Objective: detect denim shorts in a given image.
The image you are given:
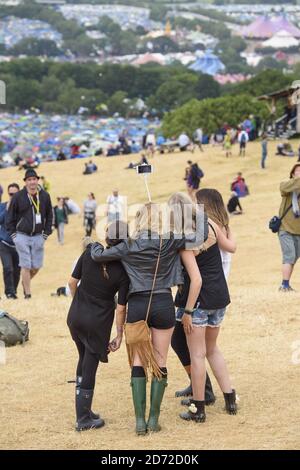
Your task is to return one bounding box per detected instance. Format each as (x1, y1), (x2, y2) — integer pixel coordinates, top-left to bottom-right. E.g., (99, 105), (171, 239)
(176, 306), (226, 328)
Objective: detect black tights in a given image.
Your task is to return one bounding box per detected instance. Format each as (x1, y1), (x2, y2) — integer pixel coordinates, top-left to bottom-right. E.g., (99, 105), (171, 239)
(131, 366), (168, 379)
(73, 335), (100, 390)
(171, 321), (191, 368)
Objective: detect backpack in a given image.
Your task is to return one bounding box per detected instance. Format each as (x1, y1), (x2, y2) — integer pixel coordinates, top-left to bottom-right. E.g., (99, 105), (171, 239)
(191, 165), (204, 180)
(240, 133), (247, 144)
(0, 311), (29, 347)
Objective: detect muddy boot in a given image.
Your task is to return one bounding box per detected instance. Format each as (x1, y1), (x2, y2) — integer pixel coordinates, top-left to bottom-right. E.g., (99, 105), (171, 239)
(131, 377), (147, 436)
(175, 380), (192, 398)
(205, 373), (216, 406)
(180, 400), (206, 423)
(76, 376), (99, 420)
(147, 377), (167, 432)
(75, 388), (105, 432)
(223, 389), (237, 415)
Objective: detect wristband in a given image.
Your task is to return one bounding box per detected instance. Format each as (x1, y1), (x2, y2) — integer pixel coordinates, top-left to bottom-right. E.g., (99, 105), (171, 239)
(184, 308), (194, 315)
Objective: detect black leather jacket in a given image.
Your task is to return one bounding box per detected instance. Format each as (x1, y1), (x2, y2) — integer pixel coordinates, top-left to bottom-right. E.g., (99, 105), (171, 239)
(91, 226), (208, 295)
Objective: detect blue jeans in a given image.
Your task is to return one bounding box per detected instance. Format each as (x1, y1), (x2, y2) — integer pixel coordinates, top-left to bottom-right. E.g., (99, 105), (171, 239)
(261, 152), (267, 169)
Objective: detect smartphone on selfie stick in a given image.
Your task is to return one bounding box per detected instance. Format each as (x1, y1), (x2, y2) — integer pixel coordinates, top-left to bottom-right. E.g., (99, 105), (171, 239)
(136, 164), (153, 202)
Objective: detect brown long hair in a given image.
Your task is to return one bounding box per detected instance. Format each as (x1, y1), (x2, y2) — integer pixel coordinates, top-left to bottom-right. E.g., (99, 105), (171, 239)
(290, 163), (300, 179)
(196, 189), (229, 230)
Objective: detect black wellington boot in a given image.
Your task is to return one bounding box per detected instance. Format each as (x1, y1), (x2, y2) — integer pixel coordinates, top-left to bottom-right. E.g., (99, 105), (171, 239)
(75, 388), (105, 432)
(175, 380), (192, 398)
(180, 373), (216, 406)
(204, 373), (216, 406)
(76, 376), (99, 420)
(180, 400), (206, 423)
(223, 389), (237, 415)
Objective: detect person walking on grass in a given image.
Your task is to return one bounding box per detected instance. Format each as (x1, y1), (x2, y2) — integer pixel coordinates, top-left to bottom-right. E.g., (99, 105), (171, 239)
(238, 129), (249, 157)
(83, 193), (97, 237)
(0, 183), (21, 299)
(6, 169), (52, 299)
(261, 134), (268, 169)
(278, 163), (300, 292)
(53, 197), (68, 245)
(224, 131), (232, 158)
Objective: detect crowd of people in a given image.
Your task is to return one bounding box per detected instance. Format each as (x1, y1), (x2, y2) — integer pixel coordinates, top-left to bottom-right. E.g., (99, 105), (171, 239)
(1, 131), (300, 437)
(67, 194), (237, 433)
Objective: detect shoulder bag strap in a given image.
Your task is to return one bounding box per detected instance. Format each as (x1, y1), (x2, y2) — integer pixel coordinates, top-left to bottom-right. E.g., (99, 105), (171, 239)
(145, 236), (163, 323)
(280, 193), (300, 221)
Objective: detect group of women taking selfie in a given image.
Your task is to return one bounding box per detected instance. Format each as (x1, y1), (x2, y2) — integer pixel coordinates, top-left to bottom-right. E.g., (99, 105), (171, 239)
(67, 188), (237, 434)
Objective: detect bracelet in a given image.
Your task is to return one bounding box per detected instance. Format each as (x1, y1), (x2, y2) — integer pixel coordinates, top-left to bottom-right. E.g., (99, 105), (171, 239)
(184, 308), (194, 315)
(117, 326), (124, 334)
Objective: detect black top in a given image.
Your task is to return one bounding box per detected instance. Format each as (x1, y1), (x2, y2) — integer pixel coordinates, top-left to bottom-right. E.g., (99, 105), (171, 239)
(71, 247), (129, 304)
(175, 239), (230, 311)
(67, 246), (129, 361)
(227, 196), (242, 214)
(6, 187), (53, 237)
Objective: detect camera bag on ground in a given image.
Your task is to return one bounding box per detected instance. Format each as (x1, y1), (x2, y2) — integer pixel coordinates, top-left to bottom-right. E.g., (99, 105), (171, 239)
(0, 310), (29, 347)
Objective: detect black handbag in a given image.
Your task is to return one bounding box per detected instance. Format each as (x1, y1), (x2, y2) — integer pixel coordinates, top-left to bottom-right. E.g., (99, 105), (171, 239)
(269, 194), (300, 233)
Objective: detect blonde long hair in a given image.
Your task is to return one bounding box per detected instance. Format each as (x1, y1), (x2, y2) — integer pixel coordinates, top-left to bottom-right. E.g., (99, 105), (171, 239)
(132, 202), (163, 239)
(168, 192), (197, 236)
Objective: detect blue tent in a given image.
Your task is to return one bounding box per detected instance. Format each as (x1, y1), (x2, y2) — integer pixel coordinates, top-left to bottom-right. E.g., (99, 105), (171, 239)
(188, 51), (225, 75)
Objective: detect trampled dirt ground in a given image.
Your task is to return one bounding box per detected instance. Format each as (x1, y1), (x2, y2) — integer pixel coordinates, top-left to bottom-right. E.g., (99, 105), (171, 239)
(0, 141), (299, 450)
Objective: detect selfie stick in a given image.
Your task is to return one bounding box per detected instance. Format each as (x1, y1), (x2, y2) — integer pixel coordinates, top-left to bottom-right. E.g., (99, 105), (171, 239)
(144, 174), (152, 202)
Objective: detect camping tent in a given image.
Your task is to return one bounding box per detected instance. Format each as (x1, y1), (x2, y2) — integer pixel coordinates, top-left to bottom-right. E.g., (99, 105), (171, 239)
(188, 51), (225, 75)
(262, 29), (299, 48)
(241, 14), (300, 39)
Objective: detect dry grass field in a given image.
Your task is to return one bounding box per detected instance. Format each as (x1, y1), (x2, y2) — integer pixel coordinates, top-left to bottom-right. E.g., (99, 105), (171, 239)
(0, 141), (300, 450)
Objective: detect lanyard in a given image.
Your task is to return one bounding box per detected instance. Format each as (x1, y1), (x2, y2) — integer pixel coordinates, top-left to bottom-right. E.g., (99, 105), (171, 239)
(29, 192), (40, 214)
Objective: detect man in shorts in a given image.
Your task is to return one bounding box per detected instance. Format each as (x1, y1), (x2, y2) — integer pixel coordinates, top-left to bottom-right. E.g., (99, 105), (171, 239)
(6, 169), (53, 299)
(278, 163), (300, 291)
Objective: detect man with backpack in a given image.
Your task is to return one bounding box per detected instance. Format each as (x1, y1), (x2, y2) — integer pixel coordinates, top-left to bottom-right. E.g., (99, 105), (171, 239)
(238, 129), (249, 157)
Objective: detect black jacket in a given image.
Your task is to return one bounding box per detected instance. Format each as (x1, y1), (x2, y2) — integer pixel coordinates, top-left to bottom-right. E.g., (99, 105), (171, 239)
(6, 187), (53, 238)
(91, 223), (208, 296)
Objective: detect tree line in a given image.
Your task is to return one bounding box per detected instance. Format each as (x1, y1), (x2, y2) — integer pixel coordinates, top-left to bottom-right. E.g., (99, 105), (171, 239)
(0, 59), (294, 122)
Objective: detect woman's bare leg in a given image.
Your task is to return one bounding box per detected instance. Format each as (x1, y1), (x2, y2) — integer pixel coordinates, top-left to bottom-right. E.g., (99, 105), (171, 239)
(151, 327), (174, 368)
(186, 327), (206, 401)
(205, 327), (232, 393)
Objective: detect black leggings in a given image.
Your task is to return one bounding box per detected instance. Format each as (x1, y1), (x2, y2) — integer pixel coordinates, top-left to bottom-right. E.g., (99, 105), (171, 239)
(171, 321), (191, 368)
(73, 334), (100, 390)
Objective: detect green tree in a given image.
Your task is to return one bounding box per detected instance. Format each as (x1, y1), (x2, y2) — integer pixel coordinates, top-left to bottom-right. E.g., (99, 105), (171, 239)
(107, 91), (129, 116)
(9, 39), (62, 57)
(256, 57), (288, 72)
(7, 78), (42, 110)
(194, 74), (221, 100)
(162, 94), (269, 137)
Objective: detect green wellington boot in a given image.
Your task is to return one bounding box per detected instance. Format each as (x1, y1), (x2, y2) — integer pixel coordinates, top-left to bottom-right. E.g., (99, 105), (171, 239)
(131, 377), (147, 435)
(147, 377), (168, 432)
